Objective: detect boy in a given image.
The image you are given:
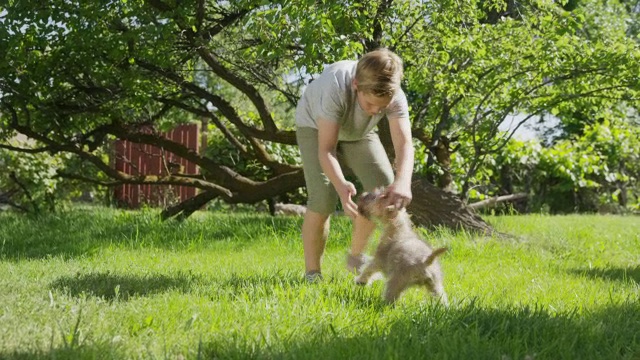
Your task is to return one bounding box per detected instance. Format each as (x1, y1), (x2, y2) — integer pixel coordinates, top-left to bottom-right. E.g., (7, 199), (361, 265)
(295, 48), (414, 282)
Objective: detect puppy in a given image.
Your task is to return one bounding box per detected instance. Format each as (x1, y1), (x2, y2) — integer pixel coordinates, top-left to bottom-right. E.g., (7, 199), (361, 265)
(355, 188), (448, 305)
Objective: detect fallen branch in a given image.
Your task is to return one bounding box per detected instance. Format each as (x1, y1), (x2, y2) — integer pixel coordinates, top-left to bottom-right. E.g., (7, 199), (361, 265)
(274, 203), (306, 216)
(160, 190), (219, 221)
(468, 193), (528, 210)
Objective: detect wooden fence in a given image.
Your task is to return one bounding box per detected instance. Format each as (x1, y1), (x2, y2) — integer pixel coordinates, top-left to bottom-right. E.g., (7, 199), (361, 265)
(113, 124), (201, 208)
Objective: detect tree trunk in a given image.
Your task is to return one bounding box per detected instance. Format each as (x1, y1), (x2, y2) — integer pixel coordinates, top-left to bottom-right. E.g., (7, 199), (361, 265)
(376, 118), (395, 162)
(433, 136), (454, 191)
(378, 118), (494, 234)
(408, 178), (495, 235)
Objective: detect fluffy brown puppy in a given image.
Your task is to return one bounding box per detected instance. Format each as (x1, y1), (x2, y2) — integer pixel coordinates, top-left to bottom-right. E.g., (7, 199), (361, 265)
(355, 188), (448, 305)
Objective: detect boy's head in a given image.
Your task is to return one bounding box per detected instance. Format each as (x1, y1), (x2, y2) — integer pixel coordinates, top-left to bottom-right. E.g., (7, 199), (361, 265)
(352, 48), (403, 116)
(354, 48), (403, 98)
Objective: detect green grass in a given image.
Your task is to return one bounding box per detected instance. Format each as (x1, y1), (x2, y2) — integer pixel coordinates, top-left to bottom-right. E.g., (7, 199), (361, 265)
(0, 208), (638, 360)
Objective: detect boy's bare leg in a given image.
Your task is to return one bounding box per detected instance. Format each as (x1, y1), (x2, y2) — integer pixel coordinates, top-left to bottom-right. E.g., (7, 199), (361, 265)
(302, 209), (330, 273)
(350, 214), (376, 256)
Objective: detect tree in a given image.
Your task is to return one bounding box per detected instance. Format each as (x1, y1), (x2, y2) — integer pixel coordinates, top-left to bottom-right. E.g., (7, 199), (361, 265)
(1, 0), (639, 231)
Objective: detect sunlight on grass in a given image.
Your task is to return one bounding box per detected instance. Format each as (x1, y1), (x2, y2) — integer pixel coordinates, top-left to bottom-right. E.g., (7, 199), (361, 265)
(0, 209), (638, 359)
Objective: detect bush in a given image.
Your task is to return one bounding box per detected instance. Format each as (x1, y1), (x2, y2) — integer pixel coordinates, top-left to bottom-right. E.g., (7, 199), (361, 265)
(0, 147), (68, 212)
(0, 143), (108, 213)
(444, 121), (640, 214)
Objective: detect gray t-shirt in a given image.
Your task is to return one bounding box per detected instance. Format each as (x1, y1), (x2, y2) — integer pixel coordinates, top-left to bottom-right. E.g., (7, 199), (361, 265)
(295, 60), (409, 141)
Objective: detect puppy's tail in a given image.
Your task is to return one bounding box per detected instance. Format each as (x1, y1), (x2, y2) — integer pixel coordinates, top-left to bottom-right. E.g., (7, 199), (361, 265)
(424, 247), (447, 266)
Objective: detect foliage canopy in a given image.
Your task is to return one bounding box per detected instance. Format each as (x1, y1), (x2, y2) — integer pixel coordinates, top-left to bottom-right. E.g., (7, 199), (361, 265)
(1, 0), (639, 214)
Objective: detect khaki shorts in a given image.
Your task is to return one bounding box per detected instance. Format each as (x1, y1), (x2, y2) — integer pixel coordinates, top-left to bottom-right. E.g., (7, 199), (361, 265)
(296, 127), (394, 215)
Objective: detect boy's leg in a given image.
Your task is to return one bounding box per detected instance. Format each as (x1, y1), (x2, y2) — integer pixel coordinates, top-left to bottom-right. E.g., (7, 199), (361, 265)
(297, 127), (339, 276)
(302, 209), (330, 273)
(349, 215), (376, 258)
(340, 132), (394, 271)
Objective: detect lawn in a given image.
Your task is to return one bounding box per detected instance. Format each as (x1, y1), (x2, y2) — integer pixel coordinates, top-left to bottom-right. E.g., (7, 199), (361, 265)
(0, 208), (638, 359)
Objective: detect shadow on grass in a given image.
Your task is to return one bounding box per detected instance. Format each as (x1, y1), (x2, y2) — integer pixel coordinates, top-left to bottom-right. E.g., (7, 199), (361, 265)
(48, 269), (391, 314)
(568, 266), (640, 284)
(198, 301), (640, 360)
(50, 271), (203, 301)
(0, 209), (303, 260)
(49, 270), (310, 302)
(0, 342), (125, 360)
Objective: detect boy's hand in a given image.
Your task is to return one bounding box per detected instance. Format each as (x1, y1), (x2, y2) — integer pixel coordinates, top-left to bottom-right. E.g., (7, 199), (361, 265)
(384, 181), (412, 210)
(337, 181), (358, 219)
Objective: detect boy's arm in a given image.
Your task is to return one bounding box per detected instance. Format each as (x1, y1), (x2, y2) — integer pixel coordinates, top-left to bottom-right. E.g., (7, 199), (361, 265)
(386, 115), (414, 209)
(317, 117), (358, 218)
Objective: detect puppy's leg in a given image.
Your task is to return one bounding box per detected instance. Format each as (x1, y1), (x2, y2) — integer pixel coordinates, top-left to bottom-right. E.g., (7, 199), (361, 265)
(355, 260), (380, 285)
(383, 274), (410, 304)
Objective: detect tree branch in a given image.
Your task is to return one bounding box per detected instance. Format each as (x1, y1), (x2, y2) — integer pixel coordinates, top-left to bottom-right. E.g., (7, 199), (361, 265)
(160, 190), (218, 221)
(0, 143), (54, 154)
(9, 172), (39, 213)
(57, 172), (122, 187)
(195, 47), (278, 133)
(155, 97), (299, 175)
(364, 0), (393, 51)
(156, 97), (249, 155)
(136, 60), (296, 144)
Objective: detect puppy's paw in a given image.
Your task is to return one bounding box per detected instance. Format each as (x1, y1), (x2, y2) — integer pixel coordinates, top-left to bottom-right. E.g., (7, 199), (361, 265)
(354, 276), (367, 286)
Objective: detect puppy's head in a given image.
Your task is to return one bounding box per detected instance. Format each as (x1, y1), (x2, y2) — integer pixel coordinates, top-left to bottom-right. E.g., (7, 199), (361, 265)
(357, 187), (399, 221)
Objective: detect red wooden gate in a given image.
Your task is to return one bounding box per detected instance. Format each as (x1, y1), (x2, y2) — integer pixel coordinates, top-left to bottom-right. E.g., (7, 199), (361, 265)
(113, 124), (201, 208)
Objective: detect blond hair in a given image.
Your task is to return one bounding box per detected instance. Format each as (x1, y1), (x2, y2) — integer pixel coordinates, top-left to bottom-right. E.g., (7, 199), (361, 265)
(355, 48), (404, 98)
